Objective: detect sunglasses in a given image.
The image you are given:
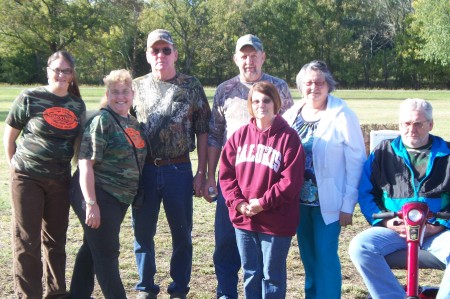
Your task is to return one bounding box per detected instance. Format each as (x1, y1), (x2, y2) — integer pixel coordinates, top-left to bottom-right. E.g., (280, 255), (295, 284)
(149, 47), (172, 56)
(252, 98), (272, 105)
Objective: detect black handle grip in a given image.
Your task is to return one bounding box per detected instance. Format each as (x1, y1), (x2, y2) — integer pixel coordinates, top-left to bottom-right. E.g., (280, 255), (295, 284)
(435, 212), (450, 220)
(372, 212), (396, 219)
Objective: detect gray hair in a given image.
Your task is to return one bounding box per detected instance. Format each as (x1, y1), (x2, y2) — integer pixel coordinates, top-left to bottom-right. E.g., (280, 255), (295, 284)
(399, 98), (433, 121)
(296, 60), (337, 93)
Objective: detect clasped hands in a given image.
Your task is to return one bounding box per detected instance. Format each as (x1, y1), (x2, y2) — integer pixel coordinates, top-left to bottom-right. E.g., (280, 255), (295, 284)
(237, 198), (264, 217)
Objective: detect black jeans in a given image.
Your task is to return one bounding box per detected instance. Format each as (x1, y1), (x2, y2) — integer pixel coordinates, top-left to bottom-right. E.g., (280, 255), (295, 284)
(70, 174), (129, 299)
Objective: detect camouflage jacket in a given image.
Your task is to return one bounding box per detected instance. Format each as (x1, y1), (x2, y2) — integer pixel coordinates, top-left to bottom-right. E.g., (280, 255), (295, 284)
(6, 86), (86, 179)
(78, 108), (147, 204)
(132, 72), (211, 159)
(208, 74), (293, 148)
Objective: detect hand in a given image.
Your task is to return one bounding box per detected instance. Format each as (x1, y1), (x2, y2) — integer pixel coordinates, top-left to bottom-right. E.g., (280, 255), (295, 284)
(383, 217), (406, 238)
(236, 202), (248, 215)
(203, 176), (217, 203)
(85, 202), (101, 229)
(339, 212), (353, 227)
(193, 171), (206, 197)
(424, 223), (445, 238)
(245, 198), (263, 217)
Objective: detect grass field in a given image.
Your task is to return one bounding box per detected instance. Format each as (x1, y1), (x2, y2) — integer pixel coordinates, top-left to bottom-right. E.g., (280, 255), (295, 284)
(0, 86), (449, 298)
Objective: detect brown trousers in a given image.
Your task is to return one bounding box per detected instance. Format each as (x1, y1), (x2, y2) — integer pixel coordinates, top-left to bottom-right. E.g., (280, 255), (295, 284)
(10, 168), (70, 299)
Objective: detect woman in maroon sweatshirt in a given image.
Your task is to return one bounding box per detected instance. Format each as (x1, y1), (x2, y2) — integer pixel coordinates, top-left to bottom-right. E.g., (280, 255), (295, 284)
(219, 81), (305, 298)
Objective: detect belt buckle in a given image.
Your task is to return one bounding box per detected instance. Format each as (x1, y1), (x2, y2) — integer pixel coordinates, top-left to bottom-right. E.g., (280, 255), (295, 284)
(154, 158), (162, 167)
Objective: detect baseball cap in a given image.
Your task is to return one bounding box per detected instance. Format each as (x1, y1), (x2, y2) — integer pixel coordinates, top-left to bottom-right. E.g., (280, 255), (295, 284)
(235, 34), (264, 52)
(147, 29), (174, 47)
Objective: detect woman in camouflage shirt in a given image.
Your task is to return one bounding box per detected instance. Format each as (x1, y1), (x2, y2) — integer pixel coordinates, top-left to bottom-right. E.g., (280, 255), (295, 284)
(70, 69), (147, 299)
(3, 51), (86, 299)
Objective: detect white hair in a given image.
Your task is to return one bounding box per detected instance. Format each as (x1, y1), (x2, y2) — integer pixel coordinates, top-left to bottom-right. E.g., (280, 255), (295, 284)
(399, 98), (433, 121)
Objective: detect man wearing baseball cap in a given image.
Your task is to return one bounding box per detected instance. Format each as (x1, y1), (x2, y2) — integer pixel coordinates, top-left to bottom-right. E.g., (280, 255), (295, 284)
(204, 34), (293, 298)
(132, 29), (211, 299)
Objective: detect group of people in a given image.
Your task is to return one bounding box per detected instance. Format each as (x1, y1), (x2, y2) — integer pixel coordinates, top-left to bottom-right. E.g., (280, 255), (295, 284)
(3, 28), (449, 299)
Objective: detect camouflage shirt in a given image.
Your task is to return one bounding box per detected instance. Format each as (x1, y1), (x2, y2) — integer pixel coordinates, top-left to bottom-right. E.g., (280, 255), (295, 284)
(132, 72), (211, 159)
(78, 108), (147, 204)
(6, 86), (86, 179)
(208, 74), (293, 148)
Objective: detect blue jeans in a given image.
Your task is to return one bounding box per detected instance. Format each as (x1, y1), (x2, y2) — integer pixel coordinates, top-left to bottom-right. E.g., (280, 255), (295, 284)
(213, 185), (240, 299)
(132, 162), (193, 295)
(349, 226), (450, 299)
(235, 228), (292, 299)
(297, 205), (342, 299)
(70, 177), (129, 299)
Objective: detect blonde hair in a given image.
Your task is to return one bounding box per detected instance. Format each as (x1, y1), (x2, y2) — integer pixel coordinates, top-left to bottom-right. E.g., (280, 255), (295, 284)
(103, 69), (133, 89)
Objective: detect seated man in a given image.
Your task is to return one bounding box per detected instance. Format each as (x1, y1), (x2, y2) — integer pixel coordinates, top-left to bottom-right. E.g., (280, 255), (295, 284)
(349, 98), (450, 299)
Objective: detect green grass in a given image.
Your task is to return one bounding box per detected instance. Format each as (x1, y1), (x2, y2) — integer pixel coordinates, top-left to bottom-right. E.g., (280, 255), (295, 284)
(0, 86), (449, 298)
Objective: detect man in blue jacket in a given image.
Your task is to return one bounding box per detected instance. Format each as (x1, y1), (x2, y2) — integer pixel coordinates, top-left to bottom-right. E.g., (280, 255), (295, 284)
(349, 98), (450, 299)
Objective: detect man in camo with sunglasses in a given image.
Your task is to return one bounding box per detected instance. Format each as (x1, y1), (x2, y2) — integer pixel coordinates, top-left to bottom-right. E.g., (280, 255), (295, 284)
(203, 34), (293, 299)
(132, 29), (211, 299)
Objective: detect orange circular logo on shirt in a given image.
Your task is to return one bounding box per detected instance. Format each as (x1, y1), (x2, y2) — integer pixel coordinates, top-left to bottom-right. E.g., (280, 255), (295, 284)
(43, 107), (78, 130)
(125, 128), (146, 149)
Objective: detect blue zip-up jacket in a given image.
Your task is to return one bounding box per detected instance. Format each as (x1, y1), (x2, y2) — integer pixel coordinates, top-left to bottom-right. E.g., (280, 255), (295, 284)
(358, 135), (450, 228)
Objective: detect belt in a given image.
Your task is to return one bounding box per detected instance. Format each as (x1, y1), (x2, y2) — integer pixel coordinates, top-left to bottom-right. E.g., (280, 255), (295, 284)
(146, 155), (190, 167)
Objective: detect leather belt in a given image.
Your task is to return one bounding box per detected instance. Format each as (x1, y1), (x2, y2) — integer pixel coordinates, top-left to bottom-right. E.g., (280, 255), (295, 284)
(146, 155), (190, 167)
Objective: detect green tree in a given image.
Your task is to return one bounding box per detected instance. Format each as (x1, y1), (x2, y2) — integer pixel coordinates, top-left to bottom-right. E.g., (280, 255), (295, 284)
(70, 0), (147, 83)
(138, 0), (209, 75)
(0, 0), (112, 83)
(411, 0), (450, 66)
(0, 0), (147, 84)
(338, 0), (413, 87)
(0, 0), (108, 53)
(243, 0), (306, 85)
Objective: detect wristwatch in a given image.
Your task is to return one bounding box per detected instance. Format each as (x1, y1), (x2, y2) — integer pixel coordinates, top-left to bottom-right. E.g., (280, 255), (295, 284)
(85, 199), (96, 206)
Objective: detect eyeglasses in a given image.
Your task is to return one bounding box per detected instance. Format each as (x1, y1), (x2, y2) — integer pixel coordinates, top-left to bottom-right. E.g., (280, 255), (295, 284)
(400, 120), (429, 129)
(48, 67), (73, 75)
(252, 98), (272, 105)
(149, 47), (172, 56)
(109, 89), (132, 97)
(303, 81), (326, 87)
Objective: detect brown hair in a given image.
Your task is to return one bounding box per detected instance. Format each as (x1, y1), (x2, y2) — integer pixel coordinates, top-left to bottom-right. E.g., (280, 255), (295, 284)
(47, 51), (81, 98)
(247, 81), (281, 117)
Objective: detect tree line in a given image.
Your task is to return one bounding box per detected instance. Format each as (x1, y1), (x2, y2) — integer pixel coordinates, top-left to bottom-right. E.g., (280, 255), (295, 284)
(0, 0), (449, 89)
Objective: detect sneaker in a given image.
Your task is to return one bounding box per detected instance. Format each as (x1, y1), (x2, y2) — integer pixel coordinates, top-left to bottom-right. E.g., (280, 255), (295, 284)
(169, 293), (186, 299)
(136, 291), (157, 299)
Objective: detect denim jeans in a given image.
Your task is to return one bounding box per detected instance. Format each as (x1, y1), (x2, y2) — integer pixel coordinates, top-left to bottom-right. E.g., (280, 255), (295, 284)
(10, 168), (70, 299)
(213, 185), (241, 299)
(133, 162), (193, 296)
(349, 226), (450, 299)
(296, 205), (342, 299)
(70, 176), (129, 299)
(235, 228), (292, 299)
